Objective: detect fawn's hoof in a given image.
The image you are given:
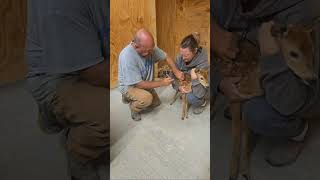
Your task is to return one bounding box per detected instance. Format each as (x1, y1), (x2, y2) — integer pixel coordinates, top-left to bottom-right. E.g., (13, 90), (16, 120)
(131, 110), (141, 121)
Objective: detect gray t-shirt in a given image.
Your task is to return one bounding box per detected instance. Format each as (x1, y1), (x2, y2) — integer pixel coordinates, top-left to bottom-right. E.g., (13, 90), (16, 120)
(26, 0), (107, 76)
(118, 43), (166, 94)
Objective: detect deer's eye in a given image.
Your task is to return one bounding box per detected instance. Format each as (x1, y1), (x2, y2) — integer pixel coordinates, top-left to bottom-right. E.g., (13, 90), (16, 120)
(290, 51), (299, 59)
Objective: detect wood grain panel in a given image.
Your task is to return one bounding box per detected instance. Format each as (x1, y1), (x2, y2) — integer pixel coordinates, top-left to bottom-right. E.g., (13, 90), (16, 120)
(0, 0), (27, 84)
(110, 0), (157, 88)
(110, 0), (209, 88)
(156, 0), (176, 64)
(156, 0), (210, 68)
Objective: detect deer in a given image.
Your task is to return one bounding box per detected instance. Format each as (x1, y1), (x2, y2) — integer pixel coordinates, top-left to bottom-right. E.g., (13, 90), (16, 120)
(221, 20), (318, 180)
(158, 65), (209, 120)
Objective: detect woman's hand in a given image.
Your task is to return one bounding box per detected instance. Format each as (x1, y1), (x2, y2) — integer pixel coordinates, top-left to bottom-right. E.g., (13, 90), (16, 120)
(191, 68), (198, 80)
(258, 21), (280, 57)
(219, 77), (247, 102)
(174, 70), (185, 81)
(179, 85), (192, 93)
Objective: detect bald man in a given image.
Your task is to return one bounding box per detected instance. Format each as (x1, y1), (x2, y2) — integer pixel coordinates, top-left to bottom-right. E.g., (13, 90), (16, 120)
(118, 29), (184, 121)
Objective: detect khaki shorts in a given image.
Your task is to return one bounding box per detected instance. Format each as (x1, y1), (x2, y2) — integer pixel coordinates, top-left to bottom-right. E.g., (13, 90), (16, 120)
(125, 88), (160, 112)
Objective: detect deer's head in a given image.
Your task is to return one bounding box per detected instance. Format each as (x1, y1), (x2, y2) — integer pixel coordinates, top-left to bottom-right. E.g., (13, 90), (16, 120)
(271, 23), (317, 81)
(195, 68), (209, 87)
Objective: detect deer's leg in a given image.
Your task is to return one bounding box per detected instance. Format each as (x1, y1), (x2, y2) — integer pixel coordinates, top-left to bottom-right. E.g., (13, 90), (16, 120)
(185, 98), (189, 119)
(229, 102), (242, 180)
(170, 90), (180, 105)
(240, 114), (251, 180)
(181, 94), (186, 120)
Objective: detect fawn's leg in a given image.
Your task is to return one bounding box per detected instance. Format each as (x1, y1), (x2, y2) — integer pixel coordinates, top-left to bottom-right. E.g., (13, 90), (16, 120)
(230, 102), (242, 180)
(181, 94), (186, 120)
(170, 90), (180, 105)
(185, 98), (189, 119)
(240, 114), (251, 180)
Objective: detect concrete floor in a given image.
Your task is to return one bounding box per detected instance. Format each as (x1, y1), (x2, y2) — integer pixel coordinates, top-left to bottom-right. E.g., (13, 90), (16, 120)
(110, 87), (210, 179)
(0, 81), (107, 180)
(212, 95), (320, 180)
(4, 80), (317, 180)
(0, 81), (70, 180)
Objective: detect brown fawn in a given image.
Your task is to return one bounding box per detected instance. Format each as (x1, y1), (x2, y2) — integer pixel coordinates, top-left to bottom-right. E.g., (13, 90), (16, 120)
(223, 21), (317, 180)
(158, 65), (209, 120)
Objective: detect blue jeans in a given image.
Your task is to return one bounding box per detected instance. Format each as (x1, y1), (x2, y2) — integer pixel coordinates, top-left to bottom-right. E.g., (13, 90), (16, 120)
(187, 93), (205, 107)
(242, 96), (305, 138)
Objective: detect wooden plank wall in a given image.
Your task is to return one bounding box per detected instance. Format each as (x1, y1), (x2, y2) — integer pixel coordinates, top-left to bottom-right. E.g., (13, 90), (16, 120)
(156, 0), (210, 63)
(155, 0), (177, 66)
(0, 0), (27, 85)
(110, 0), (157, 88)
(175, 0), (210, 61)
(110, 0), (210, 88)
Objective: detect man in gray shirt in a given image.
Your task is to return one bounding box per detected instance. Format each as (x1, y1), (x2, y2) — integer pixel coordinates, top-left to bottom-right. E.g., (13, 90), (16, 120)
(25, 0), (108, 179)
(118, 29), (184, 121)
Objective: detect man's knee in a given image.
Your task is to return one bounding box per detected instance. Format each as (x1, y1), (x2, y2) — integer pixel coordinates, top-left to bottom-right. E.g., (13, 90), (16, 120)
(242, 97), (274, 134)
(127, 88), (153, 108)
(187, 93), (204, 107)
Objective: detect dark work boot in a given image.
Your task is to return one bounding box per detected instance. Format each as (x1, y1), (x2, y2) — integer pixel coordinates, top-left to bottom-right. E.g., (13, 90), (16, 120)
(193, 100), (207, 114)
(131, 109), (141, 121)
(122, 94), (130, 104)
(265, 121), (308, 167)
(68, 154), (100, 180)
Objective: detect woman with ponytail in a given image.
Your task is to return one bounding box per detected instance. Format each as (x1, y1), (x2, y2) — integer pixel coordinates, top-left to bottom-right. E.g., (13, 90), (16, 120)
(172, 32), (210, 114)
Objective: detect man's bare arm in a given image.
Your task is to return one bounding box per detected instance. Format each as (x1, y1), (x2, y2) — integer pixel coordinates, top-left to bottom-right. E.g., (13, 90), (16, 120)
(136, 77), (173, 89)
(136, 81), (164, 89)
(165, 56), (179, 73)
(164, 56), (184, 80)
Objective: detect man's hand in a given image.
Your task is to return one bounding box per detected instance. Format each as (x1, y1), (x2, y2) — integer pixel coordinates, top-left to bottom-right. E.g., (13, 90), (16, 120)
(179, 86), (192, 93)
(258, 21), (280, 56)
(213, 20), (240, 61)
(165, 56), (185, 80)
(219, 77), (248, 102)
(190, 68), (197, 80)
(174, 69), (185, 81)
(161, 77), (174, 86)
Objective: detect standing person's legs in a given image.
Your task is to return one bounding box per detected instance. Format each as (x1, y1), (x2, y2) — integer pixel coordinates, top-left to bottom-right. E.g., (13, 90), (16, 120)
(50, 78), (109, 179)
(242, 96), (307, 167)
